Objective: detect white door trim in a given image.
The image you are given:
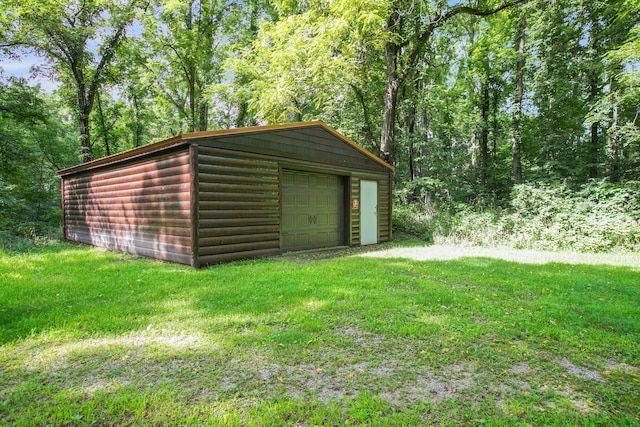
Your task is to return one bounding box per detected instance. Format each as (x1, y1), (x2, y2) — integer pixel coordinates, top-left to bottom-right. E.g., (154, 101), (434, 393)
(360, 180), (378, 245)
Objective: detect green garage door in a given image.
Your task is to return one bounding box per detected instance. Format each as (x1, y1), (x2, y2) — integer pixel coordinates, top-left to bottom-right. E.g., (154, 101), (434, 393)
(281, 170), (344, 251)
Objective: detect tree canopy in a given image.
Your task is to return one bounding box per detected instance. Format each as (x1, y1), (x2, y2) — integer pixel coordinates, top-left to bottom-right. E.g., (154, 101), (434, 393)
(1, 0), (639, 245)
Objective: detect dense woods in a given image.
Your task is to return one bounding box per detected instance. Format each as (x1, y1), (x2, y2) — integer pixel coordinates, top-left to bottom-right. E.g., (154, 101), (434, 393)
(1, 0), (639, 251)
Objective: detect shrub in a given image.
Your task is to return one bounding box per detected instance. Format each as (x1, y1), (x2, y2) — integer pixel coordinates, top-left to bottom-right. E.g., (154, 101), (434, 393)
(0, 180), (62, 252)
(394, 180), (640, 252)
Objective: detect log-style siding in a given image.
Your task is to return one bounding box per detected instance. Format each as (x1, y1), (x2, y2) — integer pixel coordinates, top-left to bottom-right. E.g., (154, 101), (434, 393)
(59, 122), (393, 267)
(62, 149), (192, 264)
(350, 177), (361, 245)
(197, 146), (281, 266)
(202, 127), (389, 174)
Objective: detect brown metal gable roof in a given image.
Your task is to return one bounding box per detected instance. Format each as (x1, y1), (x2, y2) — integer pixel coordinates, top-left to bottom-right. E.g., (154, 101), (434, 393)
(57, 121), (394, 176)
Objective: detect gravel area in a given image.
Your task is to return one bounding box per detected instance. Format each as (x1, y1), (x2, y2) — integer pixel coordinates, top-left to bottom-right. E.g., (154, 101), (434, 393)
(359, 244), (640, 268)
(278, 243), (640, 268)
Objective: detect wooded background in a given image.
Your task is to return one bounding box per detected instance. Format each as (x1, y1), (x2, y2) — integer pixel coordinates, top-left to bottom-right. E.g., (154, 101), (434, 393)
(1, 0), (639, 251)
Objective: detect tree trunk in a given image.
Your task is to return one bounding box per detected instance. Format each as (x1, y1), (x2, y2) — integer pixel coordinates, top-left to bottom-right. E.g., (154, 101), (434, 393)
(407, 98), (417, 181)
(199, 102), (208, 131)
(132, 93), (142, 147)
(78, 83), (93, 163)
(511, 14), (525, 184)
(491, 85), (498, 187)
(381, 71), (400, 165)
(96, 90), (111, 156)
(235, 101), (248, 128)
(351, 84), (379, 154)
(480, 80), (490, 188)
(380, 7), (400, 165)
(189, 69), (196, 133)
(608, 94), (620, 183)
(381, 81), (399, 164)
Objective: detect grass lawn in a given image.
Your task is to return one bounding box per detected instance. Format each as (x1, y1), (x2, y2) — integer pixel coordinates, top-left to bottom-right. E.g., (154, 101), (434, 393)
(1, 241), (639, 426)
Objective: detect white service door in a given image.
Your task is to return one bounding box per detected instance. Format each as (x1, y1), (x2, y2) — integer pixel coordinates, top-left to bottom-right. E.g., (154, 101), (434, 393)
(360, 180), (378, 245)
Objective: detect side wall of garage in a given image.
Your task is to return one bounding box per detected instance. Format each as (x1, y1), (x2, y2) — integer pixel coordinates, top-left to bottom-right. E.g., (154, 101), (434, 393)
(61, 148), (194, 265)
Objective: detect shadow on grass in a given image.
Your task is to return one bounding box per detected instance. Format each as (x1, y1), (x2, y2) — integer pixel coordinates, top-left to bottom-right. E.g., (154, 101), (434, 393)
(2, 243), (639, 424)
(1, 242), (639, 353)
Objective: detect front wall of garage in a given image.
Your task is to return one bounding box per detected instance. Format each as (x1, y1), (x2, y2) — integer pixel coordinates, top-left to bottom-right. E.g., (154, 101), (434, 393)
(194, 142), (391, 266)
(196, 145), (281, 266)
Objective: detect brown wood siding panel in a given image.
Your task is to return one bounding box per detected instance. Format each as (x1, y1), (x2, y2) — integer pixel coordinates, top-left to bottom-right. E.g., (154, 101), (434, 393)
(199, 225), (280, 238)
(63, 149), (193, 264)
(198, 128), (390, 174)
(65, 208), (189, 220)
(64, 191), (190, 205)
(200, 209), (279, 219)
(65, 181), (190, 199)
(65, 173), (191, 195)
(67, 153), (191, 184)
(350, 177), (361, 245)
(65, 214), (190, 228)
(199, 192), (277, 202)
(64, 220), (191, 237)
(64, 200), (190, 212)
(379, 175), (391, 242)
(200, 233), (280, 247)
(189, 144), (200, 268)
(200, 240), (280, 257)
(197, 148), (280, 266)
(68, 229), (192, 265)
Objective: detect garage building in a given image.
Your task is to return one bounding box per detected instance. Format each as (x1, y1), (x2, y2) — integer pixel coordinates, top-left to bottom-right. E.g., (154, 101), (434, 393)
(58, 121), (394, 267)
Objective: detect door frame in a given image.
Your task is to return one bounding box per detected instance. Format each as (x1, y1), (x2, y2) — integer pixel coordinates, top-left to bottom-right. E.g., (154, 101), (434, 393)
(279, 168), (347, 251)
(360, 179), (378, 245)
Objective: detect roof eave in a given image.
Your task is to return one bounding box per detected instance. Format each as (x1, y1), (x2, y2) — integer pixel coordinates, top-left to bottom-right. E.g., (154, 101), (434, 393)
(57, 120), (394, 176)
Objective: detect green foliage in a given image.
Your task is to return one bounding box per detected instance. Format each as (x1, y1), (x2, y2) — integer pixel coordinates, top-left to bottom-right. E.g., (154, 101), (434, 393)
(433, 181), (640, 252)
(0, 78), (76, 250)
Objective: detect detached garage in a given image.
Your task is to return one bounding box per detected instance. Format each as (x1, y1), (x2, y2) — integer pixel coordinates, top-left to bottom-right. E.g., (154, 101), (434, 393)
(58, 121), (394, 267)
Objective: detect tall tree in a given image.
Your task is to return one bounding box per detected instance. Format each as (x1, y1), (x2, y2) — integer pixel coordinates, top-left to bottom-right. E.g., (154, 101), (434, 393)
(511, 13), (526, 185)
(602, 3), (640, 181)
(0, 0), (147, 162)
(379, 0), (528, 165)
(0, 77), (76, 232)
(142, 0), (236, 133)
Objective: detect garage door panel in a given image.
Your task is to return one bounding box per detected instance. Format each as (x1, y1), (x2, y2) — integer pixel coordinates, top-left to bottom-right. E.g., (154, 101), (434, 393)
(281, 170), (344, 251)
(296, 194), (310, 207)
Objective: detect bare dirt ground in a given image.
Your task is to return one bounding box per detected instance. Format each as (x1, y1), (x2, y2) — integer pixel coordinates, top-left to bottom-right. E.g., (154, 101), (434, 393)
(278, 241), (640, 269)
(359, 244), (640, 268)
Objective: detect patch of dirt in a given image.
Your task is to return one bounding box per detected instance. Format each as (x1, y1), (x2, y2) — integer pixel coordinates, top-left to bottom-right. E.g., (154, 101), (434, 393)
(275, 242), (640, 268)
(275, 244), (390, 264)
(559, 358), (605, 382)
(605, 360), (639, 374)
(340, 325), (385, 349)
(508, 362), (534, 375)
(381, 363), (476, 406)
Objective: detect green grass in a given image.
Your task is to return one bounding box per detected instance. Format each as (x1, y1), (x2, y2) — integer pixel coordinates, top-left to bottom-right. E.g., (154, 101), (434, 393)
(1, 242), (639, 426)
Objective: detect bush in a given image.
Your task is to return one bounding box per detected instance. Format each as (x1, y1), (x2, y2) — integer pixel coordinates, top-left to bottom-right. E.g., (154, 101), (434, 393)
(392, 204), (434, 243)
(394, 180), (640, 253)
(0, 180), (62, 252)
(392, 178), (455, 243)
